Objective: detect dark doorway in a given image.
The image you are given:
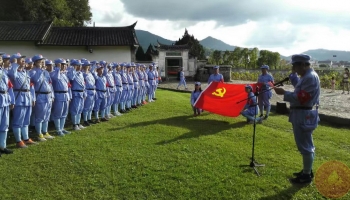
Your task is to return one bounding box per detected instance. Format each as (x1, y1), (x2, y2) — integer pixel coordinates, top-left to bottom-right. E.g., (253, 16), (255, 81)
(166, 58), (182, 81)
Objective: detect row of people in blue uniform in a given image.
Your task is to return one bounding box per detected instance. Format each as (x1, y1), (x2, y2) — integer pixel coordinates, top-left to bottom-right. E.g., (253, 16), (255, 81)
(0, 52), (159, 155)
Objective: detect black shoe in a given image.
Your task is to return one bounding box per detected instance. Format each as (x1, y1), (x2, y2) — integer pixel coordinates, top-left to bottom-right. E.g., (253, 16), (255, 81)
(152, 98), (157, 100)
(289, 173), (312, 184)
(293, 170), (314, 179)
(259, 114), (263, 118)
(264, 115), (268, 120)
(0, 148), (13, 154)
(83, 121), (91, 126)
(88, 120), (96, 124)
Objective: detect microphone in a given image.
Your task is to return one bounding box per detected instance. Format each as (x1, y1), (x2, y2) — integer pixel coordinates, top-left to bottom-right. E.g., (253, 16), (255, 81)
(273, 77), (289, 87)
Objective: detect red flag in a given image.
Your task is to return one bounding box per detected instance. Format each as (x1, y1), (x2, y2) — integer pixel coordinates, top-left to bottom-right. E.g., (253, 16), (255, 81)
(194, 82), (259, 117)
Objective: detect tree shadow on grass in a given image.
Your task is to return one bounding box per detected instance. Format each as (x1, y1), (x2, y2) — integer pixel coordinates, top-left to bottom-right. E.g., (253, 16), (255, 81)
(108, 115), (248, 144)
(258, 184), (310, 200)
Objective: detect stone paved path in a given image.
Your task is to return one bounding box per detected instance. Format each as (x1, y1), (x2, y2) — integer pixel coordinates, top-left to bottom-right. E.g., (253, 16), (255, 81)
(157, 80), (350, 121)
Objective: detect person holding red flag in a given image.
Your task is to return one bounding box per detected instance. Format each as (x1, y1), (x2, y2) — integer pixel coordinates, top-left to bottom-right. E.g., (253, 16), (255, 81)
(257, 65), (274, 120)
(240, 85), (263, 124)
(207, 66), (224, 84)
(274, 54), (320, 184)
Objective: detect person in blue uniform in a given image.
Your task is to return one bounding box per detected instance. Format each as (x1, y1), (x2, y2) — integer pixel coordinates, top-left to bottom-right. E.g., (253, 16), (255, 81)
(142, 64), (149, 104)
(25, 58), (33, 71)
(257, 65), (274, 120)
(1, 54), (11, 74)
(104, 62), (116, 118)
(131, 64), (139, 108)
(126, 63), (134, 110)
(8, 53), (37, 148)
(0, 59), (15, 154)
(274, 54), (320, 184)
(82, 60), (96, 126)
(240, 85), (263, 124)
(176, 67), (187, 90)
(111, 63), (123, 116)
(147, 64), (156, 102)
(51, 58), (72, 136)
(119, 63), (129, 113)
(190, 82), (203, 116)
(67, 59), (86, 131)
(207, 66), (224, 84)
(153, 65), (159, 100)
(93, 63), (108, 122)
(30, 55), (55, 142)
(136, 64), (145, 106)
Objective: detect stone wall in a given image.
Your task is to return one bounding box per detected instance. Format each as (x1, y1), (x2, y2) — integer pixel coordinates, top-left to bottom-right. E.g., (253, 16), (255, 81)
(194, 64), (232, 82)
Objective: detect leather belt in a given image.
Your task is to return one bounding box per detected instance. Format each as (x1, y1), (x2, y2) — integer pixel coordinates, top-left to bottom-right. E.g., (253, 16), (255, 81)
(116, 85), (121, 87)
(122, 83), (127, 84)
(0, 91), (7, 94)
(290, 106), (313, 110)
(55, 91), (68, 93)
(86, 88), (95, 90)
(108, 86), (114, 88)
(36, 91), (51, 94)
(72, 90), (84, 92)
(14, 89), (29, 92)
(129, 84), (133, 85)
(96, 89), (106, 92)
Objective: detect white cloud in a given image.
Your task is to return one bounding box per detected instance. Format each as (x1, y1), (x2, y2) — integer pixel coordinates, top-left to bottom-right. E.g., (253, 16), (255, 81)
(89, 0), (350, 56)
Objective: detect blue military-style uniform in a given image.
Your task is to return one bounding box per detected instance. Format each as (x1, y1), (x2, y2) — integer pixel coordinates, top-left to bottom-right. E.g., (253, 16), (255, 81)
(82, 61), (96, 125)
(8, 53), (36, 146)
(136, 64), (145, 105)
(147, 64), (156, 102)
(126, 63), (134, 109)
(0, 63), (15, 153)
(119, 63), (129, 112)
(67, 59), (86, 129)
(51, 58), (72, 136)
(240, 85), (262, 123)
(93, 64), (108, 121)
(190, 82), (202, 115)
(282, 54), (320, 183)
(132, 66), (140, 107)
(103, 62), (115, 117)
(208, 66), (224, 84)
(30, 55), (55, 140)
(112, 63), (123, 116)
(177, 68), (187, 89)
(143, 65), (150, 103)
(257, 65), (274, 119)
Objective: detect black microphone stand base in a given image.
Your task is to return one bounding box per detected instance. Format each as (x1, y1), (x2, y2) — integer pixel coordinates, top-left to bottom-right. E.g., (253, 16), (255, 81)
(249, 160), (265, 176)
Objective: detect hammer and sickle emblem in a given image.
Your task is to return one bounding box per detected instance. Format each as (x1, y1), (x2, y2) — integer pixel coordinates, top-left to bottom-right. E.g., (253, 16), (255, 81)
(212, 87), (226, 97)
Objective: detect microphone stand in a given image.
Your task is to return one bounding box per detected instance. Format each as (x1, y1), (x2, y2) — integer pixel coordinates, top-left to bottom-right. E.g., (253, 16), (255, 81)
(236, 78), (289, 176)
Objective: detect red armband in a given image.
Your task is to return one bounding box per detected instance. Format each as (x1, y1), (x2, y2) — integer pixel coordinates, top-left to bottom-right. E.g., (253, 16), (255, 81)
(30, 82), (34, 87)
(8, 80), (13, 88)
(297, 90), (311, 105)
(67, 82), (72, 88)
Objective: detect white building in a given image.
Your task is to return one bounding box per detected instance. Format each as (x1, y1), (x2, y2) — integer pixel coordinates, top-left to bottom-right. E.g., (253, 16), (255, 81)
(0, 21), (139, 62)
(148, 41), (197, 80)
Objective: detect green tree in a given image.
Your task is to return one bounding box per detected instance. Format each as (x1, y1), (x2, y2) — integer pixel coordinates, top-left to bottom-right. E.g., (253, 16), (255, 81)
(241, 48), (250, 69)
(229, 47), (242, 68)
(0, 0), (92, 27)
(211, 50), (222, 65)
(136, 46), (146, 61)
(222, 50), (231, 64)
(175, 29), (206, 60)
(248, 48), (259, 69)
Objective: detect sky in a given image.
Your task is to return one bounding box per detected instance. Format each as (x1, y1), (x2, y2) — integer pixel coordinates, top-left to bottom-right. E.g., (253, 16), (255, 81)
(89, 0), (350, 56)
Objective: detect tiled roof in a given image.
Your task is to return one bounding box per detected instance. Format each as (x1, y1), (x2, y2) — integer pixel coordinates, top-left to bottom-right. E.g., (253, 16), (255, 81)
(0, 21), (52, 41)
(39, 22), (139, 46)
(155, 41), (190, 50)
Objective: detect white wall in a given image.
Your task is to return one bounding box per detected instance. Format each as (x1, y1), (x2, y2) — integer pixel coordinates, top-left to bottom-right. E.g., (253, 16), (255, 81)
(0, 41), (132, 62)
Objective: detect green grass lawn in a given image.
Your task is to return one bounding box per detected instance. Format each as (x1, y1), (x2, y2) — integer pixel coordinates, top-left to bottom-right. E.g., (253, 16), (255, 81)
(0, 89), (349, 200)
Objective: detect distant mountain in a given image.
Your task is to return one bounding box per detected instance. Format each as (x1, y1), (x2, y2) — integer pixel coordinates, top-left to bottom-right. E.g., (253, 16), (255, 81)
(135, 30), (350, 61)
(199, 36), (236, 51)
(298, 49), (350, 61)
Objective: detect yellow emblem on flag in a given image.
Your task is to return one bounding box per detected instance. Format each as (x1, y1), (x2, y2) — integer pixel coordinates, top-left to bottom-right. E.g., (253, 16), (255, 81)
(212, 87), (226, 97)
